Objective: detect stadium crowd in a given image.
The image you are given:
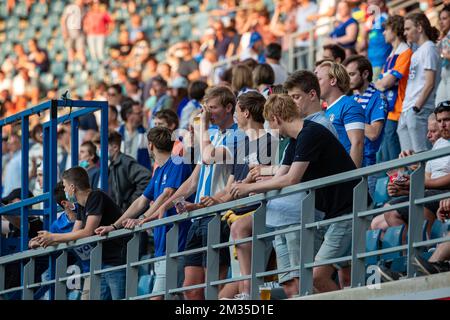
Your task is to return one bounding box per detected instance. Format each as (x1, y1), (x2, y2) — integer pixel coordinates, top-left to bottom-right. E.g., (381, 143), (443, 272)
(1, 0), (450, 300)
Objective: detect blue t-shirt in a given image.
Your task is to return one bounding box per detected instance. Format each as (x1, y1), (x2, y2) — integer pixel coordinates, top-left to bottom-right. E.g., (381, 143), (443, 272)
(353, 84), (388, 166)
(143, 156), (194, 257)
(329, 17), (359, 49)
(368, 13), (392, 68)
(325, 95), (365, 154)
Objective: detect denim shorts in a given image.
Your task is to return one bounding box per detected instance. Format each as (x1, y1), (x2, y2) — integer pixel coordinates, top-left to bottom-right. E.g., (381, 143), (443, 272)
(184, 216), (231, 268)
(273, 224), (325, 284)
(315, 220), (353, 269)
(152, 260), (166, 294)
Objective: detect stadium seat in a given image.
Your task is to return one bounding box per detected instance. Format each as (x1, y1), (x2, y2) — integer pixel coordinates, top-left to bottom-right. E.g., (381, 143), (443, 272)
(373, 176), (390, 208)
(381, 225), (405, 262)
(40, 73), (55, 91)
(365, 229), (381, 266)
(51, 61), (66, 79)
(67, 290), (82, 300)
(430, 220), (449, 240)
(137, 274), (155, 296)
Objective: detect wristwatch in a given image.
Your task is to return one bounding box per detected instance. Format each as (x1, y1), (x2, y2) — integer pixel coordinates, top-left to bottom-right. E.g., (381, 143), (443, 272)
(412, 106), (421, 113)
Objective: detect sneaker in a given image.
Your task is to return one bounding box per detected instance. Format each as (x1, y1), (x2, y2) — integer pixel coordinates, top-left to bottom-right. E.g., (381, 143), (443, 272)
(375, 265), (402, 282)
(414, 256), (450, 275)
(220, 293), (251, 300)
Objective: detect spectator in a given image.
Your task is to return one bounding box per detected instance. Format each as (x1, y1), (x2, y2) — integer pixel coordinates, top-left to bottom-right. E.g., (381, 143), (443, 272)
(153, 109), (184, 160)
(147, 76), (173, 128)
(125, 77), (142, 103)
(61, 0), (86, 64)
(157, 62), (172, 83)
(315, 61), (365, 168)
(344, 55), (388, 195)
(29, 124), (43, 185)
(254, 8), (278, 46)
(118, 100), (151, 169)
(308, 0), (336, 50)
(3, 133), (22, 197)
(230, 94), (361, 293)
(265, 43), (288, 85)
(436, 5), (450, 107)
(322, 44), (346, 64)
(253, 63), (275, 97)
(231, 64), (254, 96)
(375, 15), (413, 163)
(362, 0), (392, 81)
(128, 14), (143, 44)
(106, 84), (125, 117)
(398, 13), (441, 153)
(413, 198), (450, 275)
(142, 56), (160, 102)
(95, 127), (194, 300)
(83, 0), (114, 61)
(199, 91), (276, 300)
(371, 102), (450, 250)
(294, 0), (318, 69)
(169, 77), (190, 117)
(27, 39), (50, 74)
(0, 71), (12, 93)
(180, 80), (208, 130)
(269, 0), (298, 51)
(176, 42), (201, 81)
(199, 49), (218, 83)
(35, 167), (128, 300)
(107, 131), (152, 211)
(213, 20), (232, 60)
(79, 141), (100, 189)
(240, 32), (265, 64)
(329, 1), (359, 56)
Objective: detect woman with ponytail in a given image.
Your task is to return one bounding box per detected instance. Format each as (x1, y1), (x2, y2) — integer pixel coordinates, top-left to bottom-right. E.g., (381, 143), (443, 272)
(397, 13), (441, 153)
(436, 5), (450, 106)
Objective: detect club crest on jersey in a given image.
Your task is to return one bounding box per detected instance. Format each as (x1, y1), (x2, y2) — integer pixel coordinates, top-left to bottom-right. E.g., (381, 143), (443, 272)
(329, 114), (335, 122)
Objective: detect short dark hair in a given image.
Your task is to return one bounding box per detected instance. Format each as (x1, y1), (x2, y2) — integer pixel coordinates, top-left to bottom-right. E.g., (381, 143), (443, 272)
(61, 167), (90, 191)
(81, 141), (99, 163)
(240, 58), (258, 71)
(155, 109), (179, 129)
(108, 130), (122, 147)
(188, 81), (208, 101)
(342, 55), (374, 82)
(283, 70), (321, 98)
(253, 63), (275, 87)
(120, 99), (139, 122)
(384, 15), (406, 42)
(109, 105), (118, 119)
(323, 44), (346, 63)
(152, 75), (167, 88)
(435, 101), (450, 115)
(265, 43), (282, 60)
(54, 181), (67, 207)
(109, 84), (122, 95)
(146, 127), (174, 152)
(237, 91), (266, 124)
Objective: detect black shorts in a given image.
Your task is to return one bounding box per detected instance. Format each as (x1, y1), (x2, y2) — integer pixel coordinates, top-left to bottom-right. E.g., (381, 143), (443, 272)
(389, 189), (449, 223)
(184, 216), (231, 268)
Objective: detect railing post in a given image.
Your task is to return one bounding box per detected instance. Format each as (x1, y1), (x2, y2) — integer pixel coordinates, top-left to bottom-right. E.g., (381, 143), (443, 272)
(55, 251), (68, 300)
(308, 29), (314, 71)
(250, 201), (267, 300)
(70, 117), (79, 167)
(23, 258), (35, 300)
(351, 177), (369, 288)
(0, 264), (5, 297)
(300, 190), (315, 296)
(288, 34), (294, 73)
(407, 163), (425, 278)
(125, 233), (140, 300)
(205, 214), (221, 300)
(89, 241), (103, 300)
(20, 116), (30, 251)
(99, 102), (109, 192)
(165, 222), (179, 300)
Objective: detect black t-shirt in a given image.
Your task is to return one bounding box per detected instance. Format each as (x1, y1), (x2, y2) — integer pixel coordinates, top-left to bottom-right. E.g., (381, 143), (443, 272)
(282, 120), (360, 219)
(76, 190), (126, 265)
(232, 133), (276, 182)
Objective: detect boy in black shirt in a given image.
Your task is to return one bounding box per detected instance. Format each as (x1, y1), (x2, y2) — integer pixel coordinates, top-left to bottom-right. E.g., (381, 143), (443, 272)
(230, 94), (360, 293)
(36, 166), (126, 300)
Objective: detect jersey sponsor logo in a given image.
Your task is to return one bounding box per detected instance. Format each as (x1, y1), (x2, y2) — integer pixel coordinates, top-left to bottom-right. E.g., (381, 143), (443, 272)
(73, 244), (94, 261)
(329, 113), (335, 122)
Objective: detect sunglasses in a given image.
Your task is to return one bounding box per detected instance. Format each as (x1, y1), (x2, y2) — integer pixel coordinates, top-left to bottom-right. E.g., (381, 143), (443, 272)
(437, 101), (450, 108)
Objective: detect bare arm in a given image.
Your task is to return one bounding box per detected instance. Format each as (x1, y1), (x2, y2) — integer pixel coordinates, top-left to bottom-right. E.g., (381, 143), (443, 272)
(425, 173), (450, 190)
(415, 70), (436, 109)
(333, 23), (358, 46)
(347, 129), (364, 168)
(365, 120), (384, 142)
(143, 188), (176, 220)
(375, 74), (397, 91)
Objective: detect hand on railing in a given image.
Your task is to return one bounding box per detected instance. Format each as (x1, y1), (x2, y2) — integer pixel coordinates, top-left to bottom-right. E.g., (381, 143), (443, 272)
(200, 196), (222, 207)
(35, 231), (57, 248)
(230, 181), (252, 199)
(437, 199), (450, 222)
(121, 218), (142, 230)
(95, 225), (115, 236)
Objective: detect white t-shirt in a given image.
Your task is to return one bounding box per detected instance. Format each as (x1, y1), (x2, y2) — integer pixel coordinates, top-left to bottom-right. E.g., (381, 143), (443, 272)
(269, 63), (288, 85)
(295, 3), (318, 47)
(317, 0), (336, 36)
(402, 41), (441, 112)
(425, 138), (450, 179)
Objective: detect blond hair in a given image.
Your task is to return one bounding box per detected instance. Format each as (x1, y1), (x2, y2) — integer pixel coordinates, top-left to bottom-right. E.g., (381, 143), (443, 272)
(317, 61), (350, 94)
(263, 94), (300, 122)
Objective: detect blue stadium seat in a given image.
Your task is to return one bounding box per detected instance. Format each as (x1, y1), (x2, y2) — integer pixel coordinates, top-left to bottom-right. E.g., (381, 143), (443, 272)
(430, 220), (449, 240)
(51, 1), (65, 14)
(67, 290), (82, 300)
(40, 73), (55, 91)
(137, 274), (155, 296)
(373, 176), (390, 208)
(381, 225), (405, 262)
(51, 61), (66, 79)
(365, 229), (381, 266)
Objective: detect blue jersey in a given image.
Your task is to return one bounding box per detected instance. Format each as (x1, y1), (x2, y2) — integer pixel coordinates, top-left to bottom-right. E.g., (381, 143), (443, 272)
(325, 95), (365, 154)
(353, 84), (388, 166)
(368, 13), (392, 68)
(143, 156), (193, 257)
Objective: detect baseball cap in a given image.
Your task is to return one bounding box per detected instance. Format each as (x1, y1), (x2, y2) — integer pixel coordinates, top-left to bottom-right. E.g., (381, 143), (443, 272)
(2, 188), (34, 205)
(249, 32), (263, 48)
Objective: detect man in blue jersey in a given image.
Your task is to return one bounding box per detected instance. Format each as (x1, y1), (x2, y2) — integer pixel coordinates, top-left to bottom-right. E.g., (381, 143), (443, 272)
(95, 127), (193, 300)
(343, 55), (388, 195)
(316, 60), (365, 168)
(152, 86), (240, 300)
